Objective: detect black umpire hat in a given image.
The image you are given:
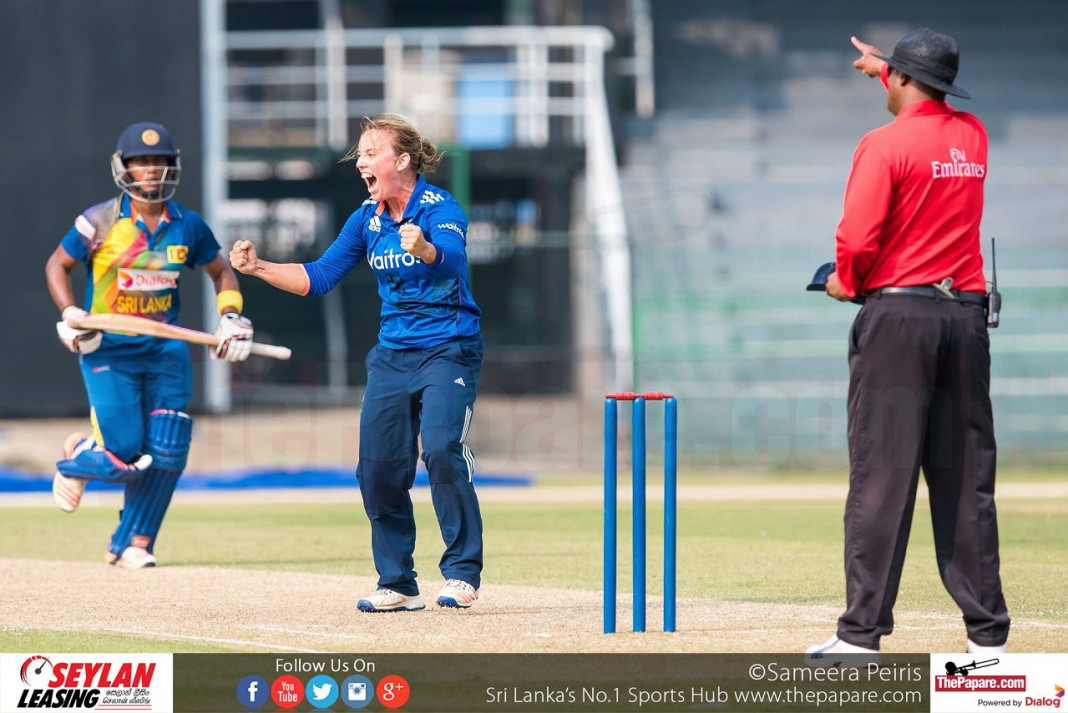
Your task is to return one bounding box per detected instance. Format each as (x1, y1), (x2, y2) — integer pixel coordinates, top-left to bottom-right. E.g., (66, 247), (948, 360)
(806, 261), (866, 305)
(806, 262), (836, 291)
(873, 27), (970, 99)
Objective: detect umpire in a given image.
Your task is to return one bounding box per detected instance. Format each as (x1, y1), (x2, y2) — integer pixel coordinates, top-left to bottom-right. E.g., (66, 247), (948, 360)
(808, 29), (1009, 660)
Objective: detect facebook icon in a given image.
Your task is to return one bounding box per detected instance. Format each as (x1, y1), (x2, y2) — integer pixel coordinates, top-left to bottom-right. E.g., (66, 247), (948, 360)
(236, 675), (269, 709)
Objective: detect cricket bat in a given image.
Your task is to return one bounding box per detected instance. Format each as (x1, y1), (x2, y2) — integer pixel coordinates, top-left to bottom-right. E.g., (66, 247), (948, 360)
(68, 313), (292, 361)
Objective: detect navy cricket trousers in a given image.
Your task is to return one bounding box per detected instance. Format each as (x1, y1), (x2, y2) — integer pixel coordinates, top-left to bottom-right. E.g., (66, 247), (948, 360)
(356, 335), (484, 595)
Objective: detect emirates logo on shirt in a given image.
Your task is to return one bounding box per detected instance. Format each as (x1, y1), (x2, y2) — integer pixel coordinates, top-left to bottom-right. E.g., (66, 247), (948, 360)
(932, 147), (985, 179)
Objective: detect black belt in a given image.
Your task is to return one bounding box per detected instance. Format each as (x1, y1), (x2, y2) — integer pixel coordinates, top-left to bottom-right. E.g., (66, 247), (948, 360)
(871, 286), (987, 307)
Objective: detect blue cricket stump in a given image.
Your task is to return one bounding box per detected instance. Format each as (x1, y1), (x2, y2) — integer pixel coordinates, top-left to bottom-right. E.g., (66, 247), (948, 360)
(603, 391), (678, 633)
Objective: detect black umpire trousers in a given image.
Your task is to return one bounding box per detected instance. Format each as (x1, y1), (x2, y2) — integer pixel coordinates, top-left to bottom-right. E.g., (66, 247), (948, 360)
(837, 292), (1010, 650)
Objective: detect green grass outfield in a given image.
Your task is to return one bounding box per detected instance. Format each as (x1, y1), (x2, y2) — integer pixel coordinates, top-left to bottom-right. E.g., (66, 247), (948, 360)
(1, 469), (1066, 652)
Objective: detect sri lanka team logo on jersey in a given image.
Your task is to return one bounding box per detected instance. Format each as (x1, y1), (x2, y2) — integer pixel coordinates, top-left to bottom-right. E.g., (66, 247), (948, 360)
(166, 245), (188, 263)
(118, 269), (179, 291)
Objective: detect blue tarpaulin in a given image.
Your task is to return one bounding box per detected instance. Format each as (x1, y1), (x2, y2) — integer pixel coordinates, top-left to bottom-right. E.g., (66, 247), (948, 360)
(0, 466), (532, 492)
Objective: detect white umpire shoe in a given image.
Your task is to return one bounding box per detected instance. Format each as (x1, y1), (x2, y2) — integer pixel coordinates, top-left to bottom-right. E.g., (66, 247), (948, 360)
(967, 638), (1007, 654)
(52, 432), (90, 513)
(436, 579), (479, 608)
(805, 635), (880, 667)
(357, 588), (426, 612)
(113, 546), (157, 569)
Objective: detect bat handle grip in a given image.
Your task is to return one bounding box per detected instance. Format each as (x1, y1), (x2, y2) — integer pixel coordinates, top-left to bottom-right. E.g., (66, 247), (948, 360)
(249, 342), (292, 360)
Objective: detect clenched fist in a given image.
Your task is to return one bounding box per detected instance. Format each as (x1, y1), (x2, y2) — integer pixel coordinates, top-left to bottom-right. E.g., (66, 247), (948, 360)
(399, 223), (437, 264)
(230, 240), (259, 275)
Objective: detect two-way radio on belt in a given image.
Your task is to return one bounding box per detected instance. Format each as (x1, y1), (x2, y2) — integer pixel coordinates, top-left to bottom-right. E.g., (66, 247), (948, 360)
(987, 237), (1001, 328)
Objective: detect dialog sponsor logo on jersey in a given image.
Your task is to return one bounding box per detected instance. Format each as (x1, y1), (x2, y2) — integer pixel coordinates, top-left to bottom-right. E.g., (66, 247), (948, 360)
(118, 269), (179, 291)
(931, 653), (1068, 713)
(0, 653), (173, 711)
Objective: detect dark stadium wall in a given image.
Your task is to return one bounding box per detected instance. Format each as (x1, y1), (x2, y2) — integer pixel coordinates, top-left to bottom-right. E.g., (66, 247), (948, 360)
(0, 1), (205, 417)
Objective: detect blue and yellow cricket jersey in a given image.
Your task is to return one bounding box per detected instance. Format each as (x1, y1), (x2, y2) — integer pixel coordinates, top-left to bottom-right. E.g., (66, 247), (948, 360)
(60, 194), (220, 354)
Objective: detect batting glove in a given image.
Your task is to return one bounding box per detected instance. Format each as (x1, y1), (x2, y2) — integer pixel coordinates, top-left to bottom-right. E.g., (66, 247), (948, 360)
(212, 313), (254, 362)
(55, 306), (102, 355)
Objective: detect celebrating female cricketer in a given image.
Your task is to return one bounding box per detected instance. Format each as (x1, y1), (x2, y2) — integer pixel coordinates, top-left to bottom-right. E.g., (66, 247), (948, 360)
(230, 114), (485, 612)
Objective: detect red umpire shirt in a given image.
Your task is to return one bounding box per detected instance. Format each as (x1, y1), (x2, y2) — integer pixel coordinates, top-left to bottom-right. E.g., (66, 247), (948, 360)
(834, 67), (988, 298)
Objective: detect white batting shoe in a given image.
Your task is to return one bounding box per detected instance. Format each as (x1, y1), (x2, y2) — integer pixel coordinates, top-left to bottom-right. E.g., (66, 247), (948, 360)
(357, 588), (426, 612)
(52, 432), (90, 513)
(804, 635), (880, 668)
(113, 546), (157, 569)
(436, 579), (478, 608)
(52, 472), (87, 513)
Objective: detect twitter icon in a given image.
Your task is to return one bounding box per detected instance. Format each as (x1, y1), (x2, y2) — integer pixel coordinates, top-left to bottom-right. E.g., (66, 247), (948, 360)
(306, 674), (339, 709)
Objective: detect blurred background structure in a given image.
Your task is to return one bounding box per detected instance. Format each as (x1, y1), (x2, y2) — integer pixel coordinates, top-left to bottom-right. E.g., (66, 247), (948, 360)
(3, 0), (1066, 469)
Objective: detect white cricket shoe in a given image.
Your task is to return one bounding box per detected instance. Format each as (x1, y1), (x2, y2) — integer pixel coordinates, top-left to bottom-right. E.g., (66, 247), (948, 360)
(52, 472), (87, 513)
(436, 579), (478, 608)
(113, 546), (157, 569)
(357, 588), (426, 612)
(967, 638), (1007, 654)
(52, 432), (90, 513)
(805, 635), (880, 667)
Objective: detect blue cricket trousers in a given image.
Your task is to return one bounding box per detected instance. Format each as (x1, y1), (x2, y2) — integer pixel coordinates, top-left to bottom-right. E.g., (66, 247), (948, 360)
(356, 335), (484, 595)
(79, 340), (193, 556)
(80, 341), (193, 463)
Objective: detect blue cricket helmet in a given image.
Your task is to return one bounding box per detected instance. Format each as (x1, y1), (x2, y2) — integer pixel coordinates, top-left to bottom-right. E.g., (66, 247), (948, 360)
(115, 122), (179, 160)
(111, 122), (182, 203)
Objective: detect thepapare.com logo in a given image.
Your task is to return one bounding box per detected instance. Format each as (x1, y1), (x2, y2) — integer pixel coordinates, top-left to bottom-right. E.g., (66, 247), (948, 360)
(14, 655), (156, 709)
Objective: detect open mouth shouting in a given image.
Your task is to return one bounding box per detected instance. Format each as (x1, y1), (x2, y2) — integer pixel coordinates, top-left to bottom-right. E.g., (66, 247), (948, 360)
(362, 172), (378, 196)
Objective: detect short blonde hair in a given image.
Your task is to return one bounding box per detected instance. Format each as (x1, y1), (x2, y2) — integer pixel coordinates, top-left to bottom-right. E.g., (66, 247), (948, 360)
(340, 114), (444, 174)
